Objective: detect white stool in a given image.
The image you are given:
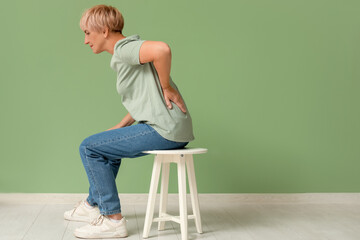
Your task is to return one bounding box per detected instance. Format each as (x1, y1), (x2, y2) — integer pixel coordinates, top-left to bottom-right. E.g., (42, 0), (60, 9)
(142, 148), (207, 240)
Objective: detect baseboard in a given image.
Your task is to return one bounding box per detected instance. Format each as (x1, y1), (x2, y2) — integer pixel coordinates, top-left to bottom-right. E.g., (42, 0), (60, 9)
(1, 193), (360, 205)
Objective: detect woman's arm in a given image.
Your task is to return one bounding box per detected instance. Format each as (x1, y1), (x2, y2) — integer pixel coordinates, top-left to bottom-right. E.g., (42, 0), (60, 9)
(107, 112), (135, 131)
(139, 41), (187, 113)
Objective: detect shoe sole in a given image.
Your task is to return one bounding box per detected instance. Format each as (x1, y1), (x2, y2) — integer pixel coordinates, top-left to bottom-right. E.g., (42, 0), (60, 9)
(74, 231), (128, 238)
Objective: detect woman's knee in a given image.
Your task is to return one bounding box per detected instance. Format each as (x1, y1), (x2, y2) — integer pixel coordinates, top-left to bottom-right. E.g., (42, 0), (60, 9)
(79, 135), (95, 153)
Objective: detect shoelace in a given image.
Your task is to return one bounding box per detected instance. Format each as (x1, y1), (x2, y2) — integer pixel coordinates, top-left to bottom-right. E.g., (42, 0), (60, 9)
(70, 200), (83, 216)
(90, 215), (128, 226)
(91, 214), (106, 226)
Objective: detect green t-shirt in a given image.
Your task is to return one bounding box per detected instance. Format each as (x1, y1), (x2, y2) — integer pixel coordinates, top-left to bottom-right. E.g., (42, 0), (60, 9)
(110, 35), (194, 142)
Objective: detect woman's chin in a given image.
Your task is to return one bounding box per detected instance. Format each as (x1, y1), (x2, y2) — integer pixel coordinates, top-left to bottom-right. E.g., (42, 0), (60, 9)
(92, 49), (102, 54)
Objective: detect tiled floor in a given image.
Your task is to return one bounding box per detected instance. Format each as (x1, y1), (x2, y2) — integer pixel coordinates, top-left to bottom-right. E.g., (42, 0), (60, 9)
(0, 194), (360, 240)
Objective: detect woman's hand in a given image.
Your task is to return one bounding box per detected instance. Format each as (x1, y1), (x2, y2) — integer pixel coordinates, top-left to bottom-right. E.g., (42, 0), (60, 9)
(106, 126), (118, 131)
(163, 86), (187, 113)
(106, 113), (135, 131)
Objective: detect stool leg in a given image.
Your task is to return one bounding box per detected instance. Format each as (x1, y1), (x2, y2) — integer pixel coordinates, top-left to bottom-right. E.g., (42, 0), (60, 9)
(158, 162), (170, 230)
(177, 155), (188, 240)
(143, 155), (162, 238)
(186, 154), (203, 233)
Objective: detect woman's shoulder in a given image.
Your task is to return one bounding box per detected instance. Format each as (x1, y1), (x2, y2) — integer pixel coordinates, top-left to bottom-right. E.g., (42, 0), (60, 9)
(114, 35), (142, 50)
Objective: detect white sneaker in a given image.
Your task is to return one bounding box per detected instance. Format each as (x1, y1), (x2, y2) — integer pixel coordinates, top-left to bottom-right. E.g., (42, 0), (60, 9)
(64, 200), (100, 223)
(74, 215), (128, 239)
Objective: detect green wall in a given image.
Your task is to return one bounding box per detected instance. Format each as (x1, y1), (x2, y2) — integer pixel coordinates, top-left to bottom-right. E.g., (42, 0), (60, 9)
(0, 0), (359, 193)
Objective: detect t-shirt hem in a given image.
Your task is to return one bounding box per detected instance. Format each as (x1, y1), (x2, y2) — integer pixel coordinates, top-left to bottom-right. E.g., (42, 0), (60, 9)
(152, 126), (195, 143)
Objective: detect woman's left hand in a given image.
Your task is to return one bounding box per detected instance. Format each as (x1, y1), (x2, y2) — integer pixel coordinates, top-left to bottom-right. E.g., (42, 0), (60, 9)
(163, 86), (187, 113)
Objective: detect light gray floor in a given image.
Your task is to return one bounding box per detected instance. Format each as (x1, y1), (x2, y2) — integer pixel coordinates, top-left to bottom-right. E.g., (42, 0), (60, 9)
(0, 194), (360, 240)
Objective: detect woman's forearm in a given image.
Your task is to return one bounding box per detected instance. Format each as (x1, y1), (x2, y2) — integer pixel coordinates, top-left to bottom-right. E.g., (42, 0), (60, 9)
(139, 41), (187, 113)
(107, 112), (135, 130)
(153, 49), (187, 112)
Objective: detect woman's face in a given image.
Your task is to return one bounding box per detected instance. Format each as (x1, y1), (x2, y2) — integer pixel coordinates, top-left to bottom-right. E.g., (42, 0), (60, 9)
(83, 29), (106, 54)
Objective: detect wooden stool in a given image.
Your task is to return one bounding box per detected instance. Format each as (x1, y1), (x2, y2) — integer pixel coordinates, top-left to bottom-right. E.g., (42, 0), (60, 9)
(142, 148), (207, 240)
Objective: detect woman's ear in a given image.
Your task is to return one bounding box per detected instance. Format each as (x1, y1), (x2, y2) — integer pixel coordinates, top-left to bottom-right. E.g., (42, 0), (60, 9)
(102, 27), (109, 38)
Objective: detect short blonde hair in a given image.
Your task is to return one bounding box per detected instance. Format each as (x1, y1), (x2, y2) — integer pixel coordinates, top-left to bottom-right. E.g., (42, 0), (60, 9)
(80, 5), (124, 33)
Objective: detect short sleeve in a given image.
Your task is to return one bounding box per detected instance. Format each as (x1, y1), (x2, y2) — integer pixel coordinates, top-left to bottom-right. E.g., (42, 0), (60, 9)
(115, 40), (145, 65)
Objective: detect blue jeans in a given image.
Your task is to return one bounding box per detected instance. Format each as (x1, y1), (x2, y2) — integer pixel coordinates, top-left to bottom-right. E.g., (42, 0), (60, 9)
(79, 123), (188, 215)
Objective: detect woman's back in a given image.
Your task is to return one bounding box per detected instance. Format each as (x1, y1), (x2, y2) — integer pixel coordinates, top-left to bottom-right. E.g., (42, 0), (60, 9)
(111, 35), (194, 142)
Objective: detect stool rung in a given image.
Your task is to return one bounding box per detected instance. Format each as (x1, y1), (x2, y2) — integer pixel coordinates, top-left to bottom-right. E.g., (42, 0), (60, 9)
(153, 214), (196, 224)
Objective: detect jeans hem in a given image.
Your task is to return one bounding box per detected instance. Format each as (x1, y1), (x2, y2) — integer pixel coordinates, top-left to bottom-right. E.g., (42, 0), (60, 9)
(101, 209), (122, 215)
(86, 197), (97, 207)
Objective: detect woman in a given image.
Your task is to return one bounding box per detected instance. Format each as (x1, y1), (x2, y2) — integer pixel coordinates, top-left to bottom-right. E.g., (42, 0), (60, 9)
(63, 4), (194, 239)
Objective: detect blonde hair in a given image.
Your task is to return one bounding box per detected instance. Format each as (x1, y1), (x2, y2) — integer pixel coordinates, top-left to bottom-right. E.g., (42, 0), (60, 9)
(80, 5), (124, 33)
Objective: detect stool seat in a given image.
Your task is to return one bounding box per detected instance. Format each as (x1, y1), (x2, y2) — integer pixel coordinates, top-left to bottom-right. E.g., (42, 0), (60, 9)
(142, 147), (207, 240)
(143, 148), (208, 155)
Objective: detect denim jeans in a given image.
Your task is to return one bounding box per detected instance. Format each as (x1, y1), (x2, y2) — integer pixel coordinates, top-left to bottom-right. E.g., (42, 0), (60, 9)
(79, 123), (188, 215)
